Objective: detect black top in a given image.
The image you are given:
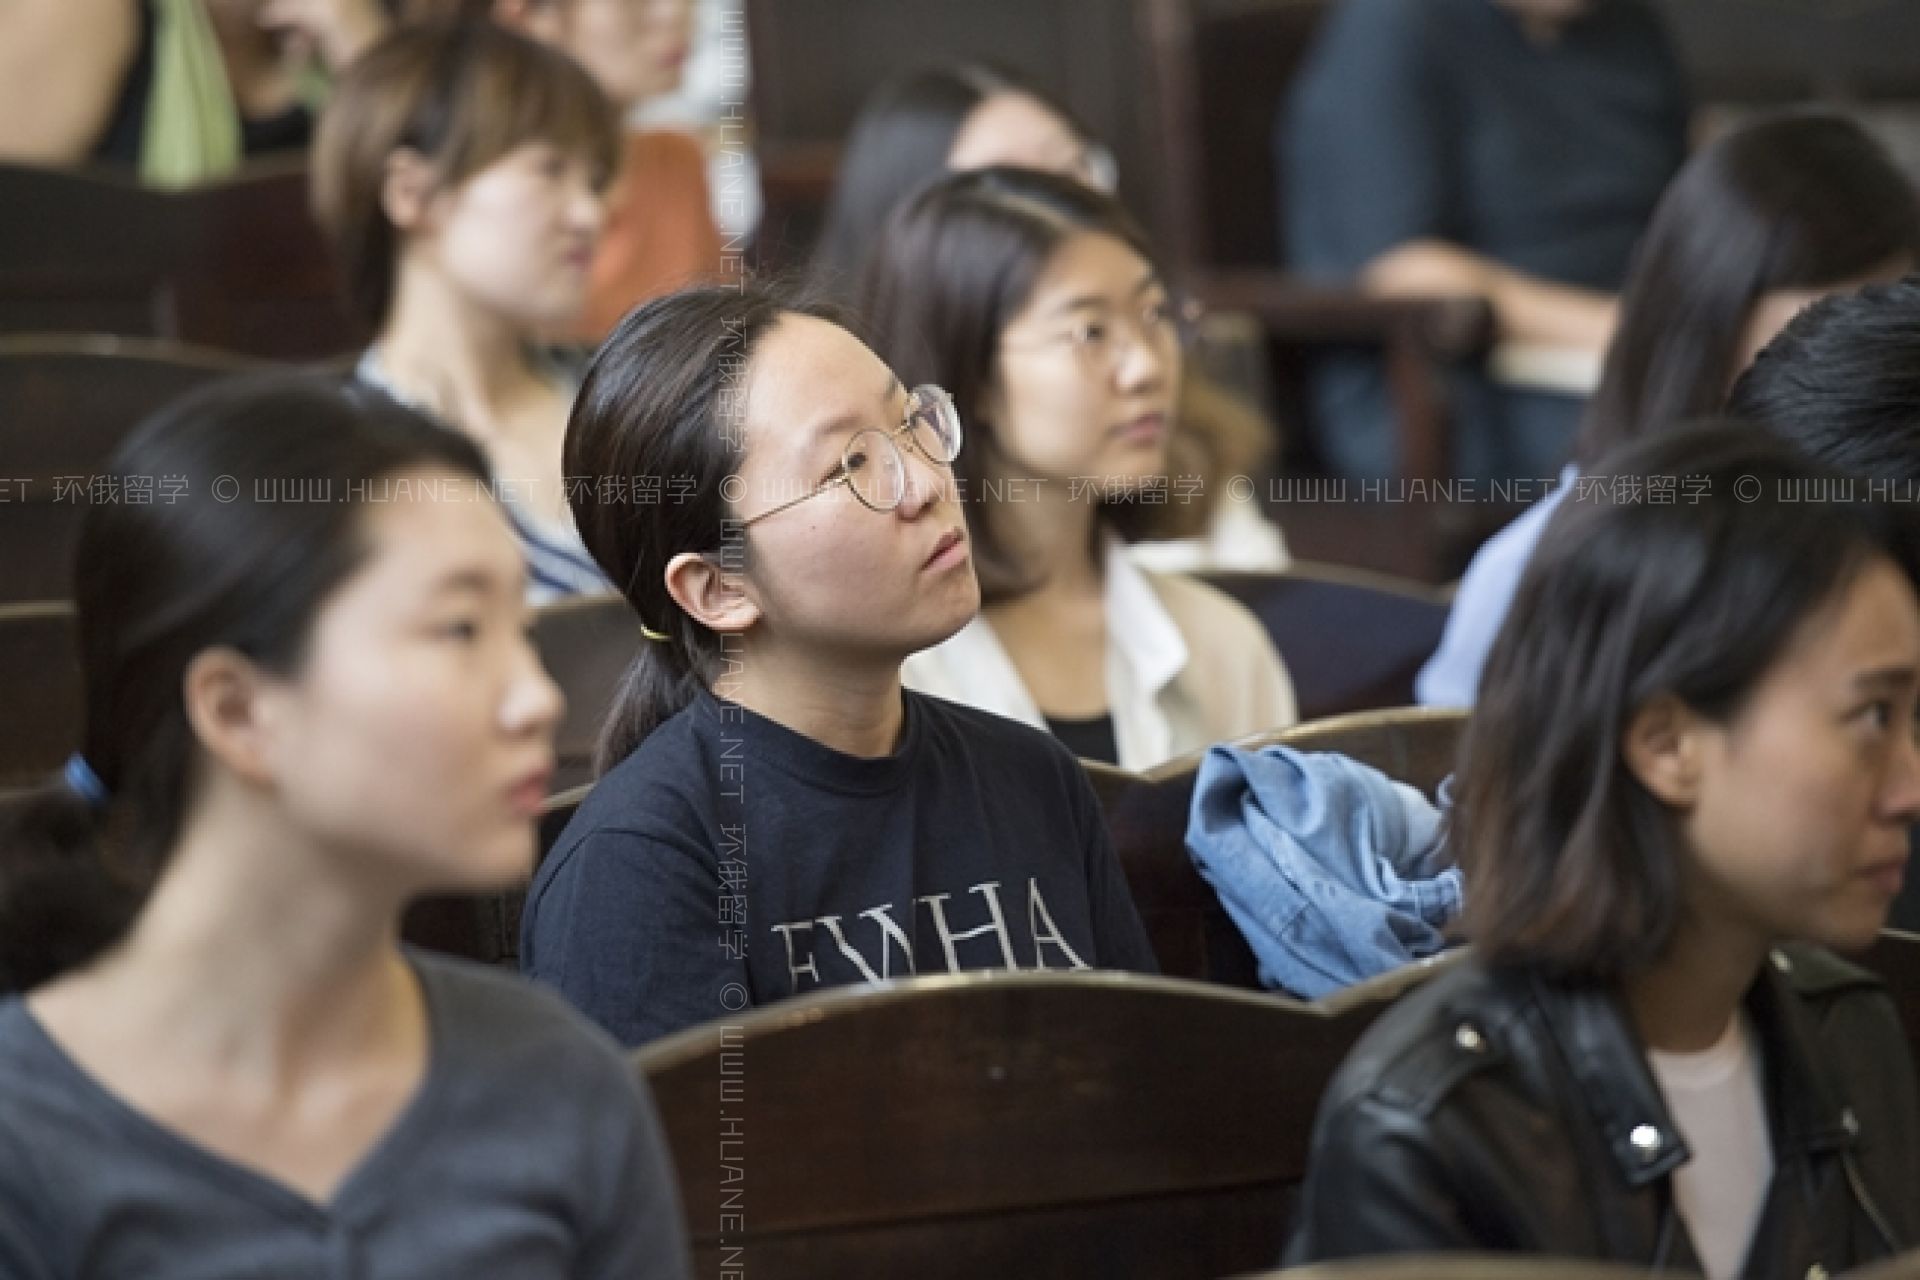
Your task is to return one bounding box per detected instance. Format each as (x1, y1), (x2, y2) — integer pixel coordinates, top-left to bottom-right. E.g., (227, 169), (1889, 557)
(522, 689), (1159, 1046)
(1287, 946), (1920, 1272)
(1044, 712), (1120, 766)
(92, 2), (314, 171)
(1282, 0), (1689, 480)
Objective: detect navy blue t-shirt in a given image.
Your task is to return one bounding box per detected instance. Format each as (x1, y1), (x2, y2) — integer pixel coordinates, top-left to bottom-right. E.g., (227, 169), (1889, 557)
(1282, 0), (1689, 480)
(521, 689), (1159, 1046)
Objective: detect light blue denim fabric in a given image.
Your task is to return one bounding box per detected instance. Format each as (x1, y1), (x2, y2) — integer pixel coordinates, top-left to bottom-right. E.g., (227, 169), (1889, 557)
(1188, 744), (1463, 998)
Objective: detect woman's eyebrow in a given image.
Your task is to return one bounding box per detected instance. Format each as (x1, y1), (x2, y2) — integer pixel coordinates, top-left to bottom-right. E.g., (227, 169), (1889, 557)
(427, 567), (503, 599)
(804, 374), (905, 446)
(1852, 664), (1920, 695)
(1043, 272), (1162, 316)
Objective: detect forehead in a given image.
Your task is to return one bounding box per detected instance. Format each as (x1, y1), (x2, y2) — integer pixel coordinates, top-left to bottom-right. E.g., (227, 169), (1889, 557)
(740, 314), (899, 453)
(971, 91), (1072, 133)
(334, 471), (525, 600)
(1767, 557), (1920, 687)
(950, 92), (1080, 166)
(1024, 230), (1155, 303)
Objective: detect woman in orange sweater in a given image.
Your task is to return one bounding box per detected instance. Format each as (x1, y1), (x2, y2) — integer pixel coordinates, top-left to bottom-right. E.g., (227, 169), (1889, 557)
(418, 0), (722, 336)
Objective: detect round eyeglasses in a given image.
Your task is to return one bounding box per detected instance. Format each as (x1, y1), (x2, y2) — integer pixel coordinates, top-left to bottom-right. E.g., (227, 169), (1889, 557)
(1001, 294), (1204, 376)
(739, 385), (963, 527)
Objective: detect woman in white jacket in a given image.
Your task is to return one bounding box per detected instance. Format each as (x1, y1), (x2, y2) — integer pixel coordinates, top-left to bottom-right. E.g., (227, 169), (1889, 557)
(859, 166), (1296, 768)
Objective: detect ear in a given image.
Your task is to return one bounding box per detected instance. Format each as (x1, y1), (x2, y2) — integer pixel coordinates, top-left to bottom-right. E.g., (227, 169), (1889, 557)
(663, 550), (762, 636)
(180, 648), (285, 790)
(381, 148), (441, 234)
(1621, 693), (1709, 807)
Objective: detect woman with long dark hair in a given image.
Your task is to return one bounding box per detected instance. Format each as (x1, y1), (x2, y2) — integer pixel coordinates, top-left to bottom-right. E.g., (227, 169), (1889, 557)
(1419, 114), (1919, 706)
(862, 167), (1296, 768)
(311, 20), (622, 601)
(0, 376), (688, 1277)
(1290, 424), (1920, 1274)
(813, 64), (1283, 572)
(519, 282), (1158, 1047)
(810, 62), (1109, 302)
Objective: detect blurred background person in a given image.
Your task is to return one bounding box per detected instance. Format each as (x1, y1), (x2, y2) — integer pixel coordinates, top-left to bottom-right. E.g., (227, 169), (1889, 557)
(818, 61), (1286, 573)
(863, 168), (1298, 767)
(0, 0), (392, 185)
(1283, 0), (1690, 482)
(411, 0), (724, 338)
(310, 20), (620, 600)
(1418, 114), (1919, 706)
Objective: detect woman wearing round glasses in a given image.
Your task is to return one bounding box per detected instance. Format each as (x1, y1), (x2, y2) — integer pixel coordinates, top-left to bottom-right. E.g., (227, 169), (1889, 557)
(518, 283), (1159, 1047)
(859, 167), (1296, 769)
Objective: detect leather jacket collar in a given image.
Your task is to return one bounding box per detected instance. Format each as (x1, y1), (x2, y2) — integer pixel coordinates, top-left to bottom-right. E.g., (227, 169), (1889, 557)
(1529, 947), (1861, 1192)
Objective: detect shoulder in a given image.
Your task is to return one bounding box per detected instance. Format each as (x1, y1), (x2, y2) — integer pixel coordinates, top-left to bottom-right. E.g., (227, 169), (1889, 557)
(571, 709), (713, 833)
(530, 719), (721, 893)
(1146, 571), (1268, 646)
(1145, 572), (1289, 694)
(1319, 959), (1535, 1122)
(413, 952), (637, 1085)
(1446, 484), (1569, 615)
(1773, 943), (1906, 1028)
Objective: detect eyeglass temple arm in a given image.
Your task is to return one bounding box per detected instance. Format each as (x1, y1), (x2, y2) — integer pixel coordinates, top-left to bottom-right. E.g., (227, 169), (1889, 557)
(739, 473), (855, 527)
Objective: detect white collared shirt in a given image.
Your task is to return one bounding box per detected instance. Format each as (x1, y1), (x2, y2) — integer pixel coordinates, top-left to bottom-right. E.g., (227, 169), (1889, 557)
(902, 538), (1298, 769)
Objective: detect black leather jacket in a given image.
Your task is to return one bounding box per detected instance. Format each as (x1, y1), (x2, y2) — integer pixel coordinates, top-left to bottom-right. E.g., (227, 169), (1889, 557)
(1286, 946), (1920, 1275)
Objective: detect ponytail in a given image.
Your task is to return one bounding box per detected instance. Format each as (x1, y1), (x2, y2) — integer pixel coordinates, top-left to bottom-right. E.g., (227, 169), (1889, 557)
(595, 646), (707, 776)
(0, 774), (142, 993)
(2, 374), (491, 993)
(568, 284), (846, 765)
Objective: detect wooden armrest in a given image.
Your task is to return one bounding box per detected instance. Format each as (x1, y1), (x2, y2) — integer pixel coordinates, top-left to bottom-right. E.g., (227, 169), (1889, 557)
(1192, 270), (1494, 361)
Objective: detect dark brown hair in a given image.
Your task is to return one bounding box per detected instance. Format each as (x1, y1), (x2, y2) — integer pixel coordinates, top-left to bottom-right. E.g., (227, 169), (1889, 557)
(811, 63), (1091, 299)
(1729, 275), (1920, 487)
(1457, 421), (1920, 981)
(0, 376), (489, 993)
(854, 165), (1169, 602)
(1576, 113), (1919, 467)
(564, 282), (845, 767)
(310, 19), (621, 331)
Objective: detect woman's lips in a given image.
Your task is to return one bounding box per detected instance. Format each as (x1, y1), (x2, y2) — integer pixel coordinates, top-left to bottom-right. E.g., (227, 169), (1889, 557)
(507, 765), (555, 818)
(924, 527), (969, 571)
(1113, 412), (1169, 445)
(1865, 857), (1908, 898)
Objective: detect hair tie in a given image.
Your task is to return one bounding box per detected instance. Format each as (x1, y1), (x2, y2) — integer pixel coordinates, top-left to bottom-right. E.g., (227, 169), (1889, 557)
(639, 623), (672, 644)
(63, 754), (110, 811)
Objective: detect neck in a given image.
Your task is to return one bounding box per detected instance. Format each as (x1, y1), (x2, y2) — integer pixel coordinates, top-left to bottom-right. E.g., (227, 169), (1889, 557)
(376, 263), (542, 431)
(81, 791), (414, 1078)
(983, 474), (1106, 604)
(1623, 911), (1768, 1054)
(726, 639), (906, 758)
